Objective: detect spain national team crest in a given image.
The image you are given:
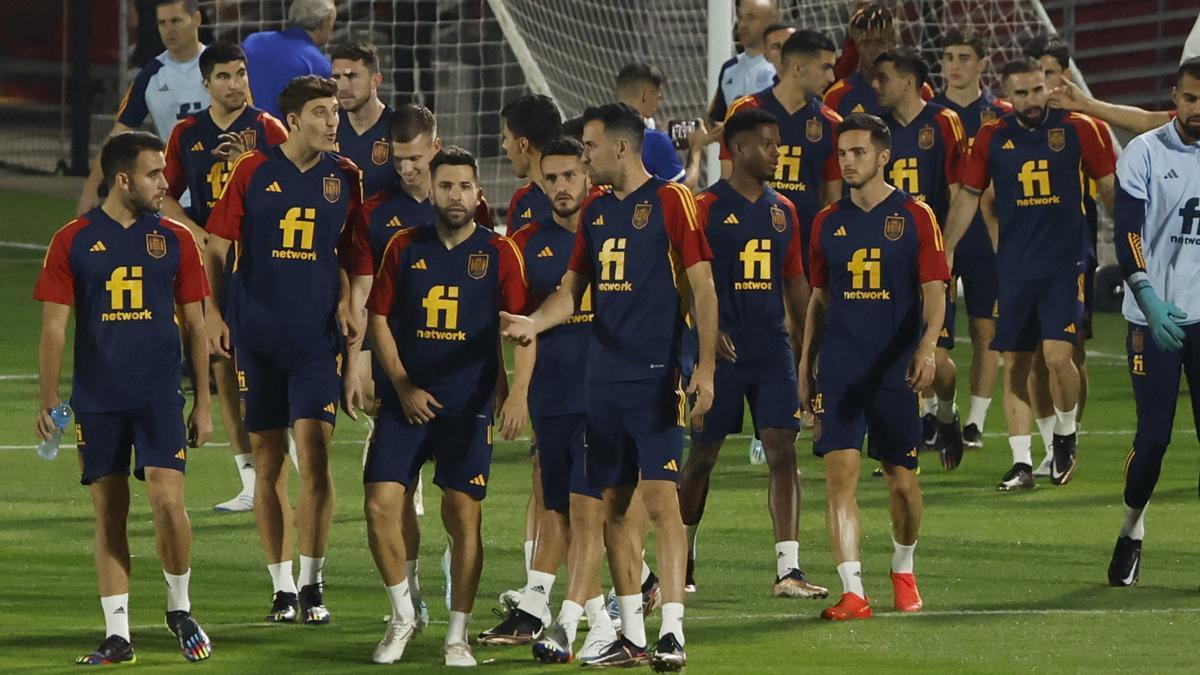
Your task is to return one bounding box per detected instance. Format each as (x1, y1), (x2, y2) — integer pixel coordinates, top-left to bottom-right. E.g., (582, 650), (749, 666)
(918, 125), (935, 150)
(632, 203), (652, 230)
(371, 139), (389, 165)
(1131, 328), (1144, 354)
(805, 117), (823, 142)
(980, 109), (997, 125)
(468, 253), (489, 279)
(770, 205), (787, 232)
(1048, 128), (1066, 151)
(145, 232), (167, 259)
(884, 215), (905, 241)
(239, 128), (257, 151)
(323, 176), (341, 203)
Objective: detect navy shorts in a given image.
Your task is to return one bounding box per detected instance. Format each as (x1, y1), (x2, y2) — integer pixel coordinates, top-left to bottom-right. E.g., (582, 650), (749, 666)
(364, 403), (494, 500)
(957, 253), (999, 320)
(238, 347), (342, 432)
(533, 413), (601, 511)
(75, 396), (188, 485)
(585, 375), (685, 489)
(812, 379), (920, 470)
(937, 279), (957, 351)
(992, 274), (1084, 353)
(692, 357), (800, 443)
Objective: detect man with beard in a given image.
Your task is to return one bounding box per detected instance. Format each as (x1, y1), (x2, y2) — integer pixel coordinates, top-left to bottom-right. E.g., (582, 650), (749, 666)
(363, 147), (532, 667)
(332, 41), (394, 200)
(942, 59), (1115, 491)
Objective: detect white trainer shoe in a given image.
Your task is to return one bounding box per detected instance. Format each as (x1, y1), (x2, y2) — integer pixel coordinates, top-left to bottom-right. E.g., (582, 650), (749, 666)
(213, 492), (253, 513)
(373, 618), (415, 664)
(749, 438), (766, 465)
(444, 641), (476, 667)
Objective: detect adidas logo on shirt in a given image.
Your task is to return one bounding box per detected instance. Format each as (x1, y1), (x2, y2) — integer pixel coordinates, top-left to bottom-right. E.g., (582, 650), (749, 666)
(411, 259), (428, 270)
(386, 216), (403, 228)
(851, 104), (864, 113)
(1002, 140), (1016, 150)
(521, 208), (532, 218)
(537, 246), (554, 258)
(190, 141), (204, 151)
(833, 226), (847, 237)
(323, 403), (336, 414)
(723, 213), (739, 225)
(662, 459), (678, 472)
(591, 215), (605, 226)
(469, 474), (487, 487)
(266, 181), (283, 193)
(1165, 169), (1180, 179)
(89, 241), (107, 252)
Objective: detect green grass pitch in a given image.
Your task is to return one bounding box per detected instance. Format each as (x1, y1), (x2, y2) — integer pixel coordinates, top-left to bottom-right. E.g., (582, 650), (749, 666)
(1, 186), (1199, 673)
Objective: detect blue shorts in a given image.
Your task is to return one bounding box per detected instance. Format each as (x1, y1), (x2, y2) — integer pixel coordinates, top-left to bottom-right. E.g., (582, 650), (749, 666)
(585, 375), (686, 489)
(938, 279), (957, 350)
(75, 396), (188, 485)
(956, 253), (999, 320)
(238, 347), (341, 432)
(533, 413), (600, 511)
(992, 274), (1084, 353)
(364, 403), (494, 500)
(812, 379), (920, 470)
(692, 357), (800, 443)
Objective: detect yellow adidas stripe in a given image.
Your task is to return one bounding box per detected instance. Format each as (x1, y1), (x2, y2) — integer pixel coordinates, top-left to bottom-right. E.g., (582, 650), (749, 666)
(1129, 232), (1146, 271)
(498, 236), (529, 287)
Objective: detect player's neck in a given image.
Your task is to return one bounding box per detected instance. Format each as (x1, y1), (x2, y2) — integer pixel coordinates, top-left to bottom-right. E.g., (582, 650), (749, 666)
(611, 164), (652, 200)
(168, 40), (202, 64)
(1173, 117), (1199, 145)
(280, 138), (322, 171)
(525, 153), (544, 186)
(100, 198), (140, 228)
(210, 102), (247, 129)
(347, 97), (385, 133)
(744, 43), (765, 58)
(943, 82), (982, 108)
(772, 80), (809, 113)
(552, 210), (578, 233)
(891, 96), (925, 126)
(850, 178), (894, 212)
(435, 220), (477, 249)
(727, 170), (765, 202)
(403, 177), (431, 203)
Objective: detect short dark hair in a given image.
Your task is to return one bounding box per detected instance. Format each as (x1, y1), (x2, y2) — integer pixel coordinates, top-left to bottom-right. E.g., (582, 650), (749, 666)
(723, 108), (778, 147)
(156, 0), (199, 13)
(781, 29), (837, 64)
(836, 113), (891, 150)
(500, 94), (562, 152)
(562, 116), (584, 141)
(199, 41), (245, 81)
(874, 48), (928, 90)
(616, 62), (667, 91)
(761, 22), (792, 41)
(940, 27), (987, 59)
(581, 103), (645, 149)
(1023, 34), (1071, 71)
(1179, 56), (1200, 84)
(1001, 56), (1043, 82)
(429, 145), (478, 179)
(328, 40), (379, 74)
(848, 3), (897, 42)
(100, 131), (165, 188)
(540, 136), (585, 161)
(388, 103), (436, 142)
(278, 75), (337, 123)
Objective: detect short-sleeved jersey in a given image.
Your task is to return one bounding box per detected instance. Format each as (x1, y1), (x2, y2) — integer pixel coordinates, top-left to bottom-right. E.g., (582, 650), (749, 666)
(366, 225), (529, 413)
(711, 52), (778, 121)
(207, 146), (370, 352)
(930, 91), (1013, 257)
(696, 180), (804, 336)
(1082, 118), (1117, 254)
(360, 183), (437, 269)
(823, 70), (935, 118)
(510, 219), (594, 417)
(33, 209), (209, 413)
(243, 28), (332, 119)
(567, 178), (712, 383)
(507, 181), (553, 233)
(963, 108), (1116, 280)
(164, 105), (288, 225)
(117, 48), (210, 139)
(809, 190), (950, 386)
(880, 102), (967, 224)
(336, 105), (394, 200)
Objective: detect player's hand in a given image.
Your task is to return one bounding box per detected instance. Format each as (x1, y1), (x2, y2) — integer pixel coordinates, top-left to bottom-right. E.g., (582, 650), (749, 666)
(337, 301), (361, 346)
(341, 371), (363, 421)
(1134, 285), (1187, 352)
(717, 331), (737, 362)
(499, 311), (537, 346)
(213, 132), (247, 161)
(688, 120), (712, 155)
(687, 363), (715, 430)
(33, 403), (59, 441)
(395, 378), (442, 424)
(205, 310), (232, 359)
(906, 343), (937, 392)
(497, 389), (528, 441)
(703, 121), (725, 148)
(1048, 79), (1089, 112)
(187, 401), (213, 448)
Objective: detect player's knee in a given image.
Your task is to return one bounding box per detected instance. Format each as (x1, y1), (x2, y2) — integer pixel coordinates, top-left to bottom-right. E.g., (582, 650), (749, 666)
(762, 443), (797, 473)
(683, 447), (719, 474)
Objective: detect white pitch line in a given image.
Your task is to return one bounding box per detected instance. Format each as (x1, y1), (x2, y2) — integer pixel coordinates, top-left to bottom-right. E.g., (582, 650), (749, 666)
(0, 240), (47, 251)
(0, 374), (38, 380)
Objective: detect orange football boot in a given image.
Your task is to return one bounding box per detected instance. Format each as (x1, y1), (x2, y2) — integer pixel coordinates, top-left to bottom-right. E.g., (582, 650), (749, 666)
(890, 572), (923, 612)
(820, 592), (873, 620)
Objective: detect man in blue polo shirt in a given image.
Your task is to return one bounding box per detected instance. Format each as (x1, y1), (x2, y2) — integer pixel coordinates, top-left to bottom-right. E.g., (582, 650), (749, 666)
(243, 0), (336, 118)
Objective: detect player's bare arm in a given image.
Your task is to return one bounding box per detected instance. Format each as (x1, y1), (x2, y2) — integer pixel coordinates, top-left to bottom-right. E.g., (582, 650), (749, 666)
(907, 280), (945, 392)
(202, 235), (233, 358)
(941, 186), (982, 266)
(34, 301), (70, 440)
(980, 184), (999, 252)
(685, 260), (719, 425)
(179, 299), (213, 447)
(797, 287), (829, 413)
(500, 268), (586, 345)
(1049, 79), (1170, 135)
(1095, 173), (1115, 213)
(367, 313), (442, 424)
(784, 274), (811, 365)
(498, 339), (536, 441)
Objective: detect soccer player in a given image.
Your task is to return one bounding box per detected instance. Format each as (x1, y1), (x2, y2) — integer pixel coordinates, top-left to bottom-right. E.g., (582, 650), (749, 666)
(678, 108), (828, 599)
(942, 59), (1116, 491)
(1050, 78), (1173, 135)
(822, 4), (934, 118)
(35, 131), (213, 664)
(242, 0), (336, 119)
(363, 146), (532, 667)
(500, 102), (718, 671)
(709, 0), (779, 123)
(1107, 58), (1200, 587)
(161, 41), (288, 513)
(204, 75), (370, 624)
(800, 113), (949, 621)
(77, 0), (209, 215)
(331, 40), (395, 200)
(872, 47), (968, 467)
(932, 28), (1012, 449)
(616, 63), (707, 191)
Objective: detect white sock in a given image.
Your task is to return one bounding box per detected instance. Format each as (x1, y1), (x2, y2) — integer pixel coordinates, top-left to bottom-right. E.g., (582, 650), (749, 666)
(446, 610), (469, 645)
(233, 453), (255, 495)
(387, 579), (416, 623)
(640, 556), (652, 586)
(518, 570), (555, 618)
(1120, 503), (1147, 540)
(686, 525), (698, 556)
(922, 394), (937, 416)
(287, 430), (300, 473)
(891, 538), (916, 574)
(523, 540), (534, 573)
(658, 601), (685, 644)
(966, 395), (991, 430)
(616, 594), (646, 648)
(1035, 415), (1056, 454)
(405, 559), (423, 612)
(268, 561), (298, 594)
(163, 569), (191, 613)
(558, 600), (585, 647)
(836, 561), (865, 598)
(101, 593), (130, 640)
(298, 555), (324, 588)
(584, 594), (612, 633)
(1054, 406), (1077, 436)
(775, 540), (799, 579)
(1009, 435), (1033, 467)
(936, 397), (956, 424)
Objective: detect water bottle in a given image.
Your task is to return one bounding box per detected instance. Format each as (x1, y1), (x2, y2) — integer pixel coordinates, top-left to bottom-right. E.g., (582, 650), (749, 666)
(36, 403), (72, 460)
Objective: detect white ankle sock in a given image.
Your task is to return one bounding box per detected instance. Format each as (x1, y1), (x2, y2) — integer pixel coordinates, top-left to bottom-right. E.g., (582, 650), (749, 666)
(233, 453), (255, 494)
(298, 555), (324, 588)
(584, 594), (612, 632)
(405, 559), (423, 612)
(1035, 415), (1056, 453)
(616, 594), (646, 648)
(836, 561), (864, 598)
(268, 561), (297, 594)
(966, 395), (991, 430)
(101, 593), (130, 640)
(658, 602), (684, 644)
(523, 540), (534, 573)
(640, 557), (652, 586)
(922, 395), (937, 416)
(518, 570), (555, 618)
(446, 610), (469, 645)
(1054, 406), (1077, 436)
(1008, 435), (1033, 467)
(1120, 503), (1146, 540)
(775, 540), (799, 579)
(558, 600), (585, 647)
(163, 569), (191, 613)
(891, 538), (916, 574)
(387, 579), (416, 623)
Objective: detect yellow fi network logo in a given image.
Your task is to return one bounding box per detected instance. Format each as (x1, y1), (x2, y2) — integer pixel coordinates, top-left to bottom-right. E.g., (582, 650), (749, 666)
(597, 238), (632, 291)
(844, 248), (890, 300)
(418, 285), (466, 341)
(736, 239), (772, 290)
(889, 157), (919, 194)
(1016, 160), (1060, 206)
(103, 267), (152, 321)
(274, 207), (317, 261)
(770, 145), (807, 192)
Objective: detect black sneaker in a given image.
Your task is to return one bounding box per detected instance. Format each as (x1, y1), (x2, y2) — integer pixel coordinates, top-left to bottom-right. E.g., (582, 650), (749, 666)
(650, 633), (687, 672)
(997, 463), (1035, 492)
(580, 635), (649, 668)
(872, 464), (884, 477)
(298, 584), (330, 624)
(921, 413), (938, 450)
(76, 635), (136, 666)
(962, 423), (983, 449)
(266, 591), (298, 623)
(166, 610), (212, 662)
(477, 607), (543, 646)
(1050, 433), (1078, 486)
(937, 413), (965, 470)
(684, 551), (696, 594)
(1108, 536), (1142, 587)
